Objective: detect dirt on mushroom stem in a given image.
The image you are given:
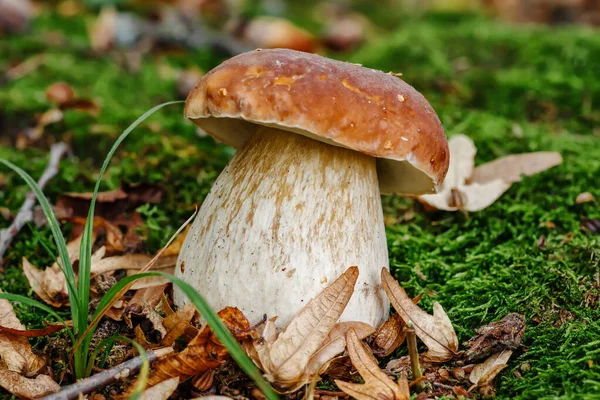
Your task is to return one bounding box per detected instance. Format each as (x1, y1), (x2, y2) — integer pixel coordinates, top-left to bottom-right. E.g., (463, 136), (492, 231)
(174, 125), (390, 327)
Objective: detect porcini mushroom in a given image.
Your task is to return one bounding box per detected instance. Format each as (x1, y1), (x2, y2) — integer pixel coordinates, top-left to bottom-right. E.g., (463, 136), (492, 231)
(175, 49), (449, 327)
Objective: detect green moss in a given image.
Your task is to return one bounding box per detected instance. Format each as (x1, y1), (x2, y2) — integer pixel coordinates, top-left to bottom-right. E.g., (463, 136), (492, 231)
(350, 15), (600, 400)
(1, 8), (599, 400)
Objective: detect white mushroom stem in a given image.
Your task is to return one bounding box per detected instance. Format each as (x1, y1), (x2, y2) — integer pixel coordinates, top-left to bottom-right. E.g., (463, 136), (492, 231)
(174, 126), (389, 327)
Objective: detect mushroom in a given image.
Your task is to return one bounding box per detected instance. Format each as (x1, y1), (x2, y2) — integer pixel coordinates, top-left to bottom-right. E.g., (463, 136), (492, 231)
(175, 49), (449, 327)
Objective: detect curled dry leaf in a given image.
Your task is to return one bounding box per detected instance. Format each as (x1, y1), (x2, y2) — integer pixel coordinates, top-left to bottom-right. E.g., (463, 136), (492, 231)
(371, 294), (421, 357)
(144, 307), (255, 391)
(335, 329), (410, 400)
(306, 321), (374, 375)
(254, 266), (358, 391)
(160, 303), (196, 347)
(22, 234), (103, 307)
(381, 268), (458, 362)
(139, 377), (179, 400)
(0, 369), (59, 398)
(0, 292), (46, 375)
(420, 135), (562, 211)
(469, 350), (513, 387)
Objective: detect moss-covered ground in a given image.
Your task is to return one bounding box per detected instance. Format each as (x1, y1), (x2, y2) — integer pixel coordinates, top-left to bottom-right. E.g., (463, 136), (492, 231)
(1, 7), (599, 400)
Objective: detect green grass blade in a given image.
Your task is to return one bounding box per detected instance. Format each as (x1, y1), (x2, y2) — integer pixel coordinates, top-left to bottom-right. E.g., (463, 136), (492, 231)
(112, 336), (149, 400)
(77, 101), (184, 336)
(0, 293), (75, 344)
(89, 272), (278, 399)
(0, 159), (79, 328)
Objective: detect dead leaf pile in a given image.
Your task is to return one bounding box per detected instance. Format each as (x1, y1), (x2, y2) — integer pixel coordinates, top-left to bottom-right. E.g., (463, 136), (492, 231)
(419, 134), (562, 211)
(22, 214), (181, 318)
(0, 292), (60, 398)
(326, 269), (526, 399)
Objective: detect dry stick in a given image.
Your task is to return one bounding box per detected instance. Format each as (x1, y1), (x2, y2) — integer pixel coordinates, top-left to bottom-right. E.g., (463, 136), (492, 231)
(406, 321), (424, 391)
(40, 347), (172, 400)
(0, 142), (69, 261)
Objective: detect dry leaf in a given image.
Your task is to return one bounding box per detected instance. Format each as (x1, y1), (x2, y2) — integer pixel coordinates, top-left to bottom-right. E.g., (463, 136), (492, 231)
(45, 82), (76, 105)
(144, 307), (254, 390)
(233, 16), (318, 53)
(469, 350), (513, 387)
(256, 266), (358, 391)
(335, 329), (409, 400)
(23, 234), (103, 307)
(161, 303), (196, 346)
(470, 152), (563, 184)
(420, 135), (562, 211)
(0, 293), (46, 375)
(0, 323), (65, 338)
(381, 268), (458, 362)
(370, 295), (422, 358)
(306, 321), (374, 375)
(139, 377), (179, 400)
(0, 369), (59, 398)
(576, 192), (595, 204)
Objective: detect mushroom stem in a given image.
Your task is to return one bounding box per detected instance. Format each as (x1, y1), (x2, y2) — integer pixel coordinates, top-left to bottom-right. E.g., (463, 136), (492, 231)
(175, 126), (389, 327)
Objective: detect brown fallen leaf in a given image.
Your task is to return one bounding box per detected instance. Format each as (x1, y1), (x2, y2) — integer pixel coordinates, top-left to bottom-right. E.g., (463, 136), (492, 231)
(469, 152), (563, 185)
(335, 329), (410, 400)
(0, 323), (65, 338)
(55, 183), (163, 223)
(381, 268), (458, 362)
(576, 192), (595, 204)
(253, 266), (358, 391)
(231, 16), (318, 53)
(139, 377), (179, 400)
(46, 82), (76, 105)
(469, 350), (513, 387)
(0, 292), (46, 375)
(143, 307), (255, 390)
(23, 235), (103, 307)
(161, 303), (196, 347)
(463, 313), (525, 363)
(370, 314), (407, 358)
(419, 135), (562, 212)
(371, 294), (421, 357)
(0, 369), (59, 398)
(306, 321), (374, 375)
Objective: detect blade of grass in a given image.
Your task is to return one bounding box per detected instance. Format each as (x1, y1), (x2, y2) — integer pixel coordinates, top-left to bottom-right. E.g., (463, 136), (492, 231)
(74, 100), (183, 378)
(0, 159), (79, 328)
(77, 101), (184, 332)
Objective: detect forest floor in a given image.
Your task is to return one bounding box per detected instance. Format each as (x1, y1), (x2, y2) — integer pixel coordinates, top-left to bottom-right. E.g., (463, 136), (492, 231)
(1, 6), (599, 400)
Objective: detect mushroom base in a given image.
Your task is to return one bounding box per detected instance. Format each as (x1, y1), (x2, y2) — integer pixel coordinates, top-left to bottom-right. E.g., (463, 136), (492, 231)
(174, 126), (390, 327)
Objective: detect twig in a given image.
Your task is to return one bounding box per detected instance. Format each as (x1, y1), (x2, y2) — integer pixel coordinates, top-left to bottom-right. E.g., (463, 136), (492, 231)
(407, 321), (424, 391)
(0, 142), (69, 261)
(40, 347), (173, 400)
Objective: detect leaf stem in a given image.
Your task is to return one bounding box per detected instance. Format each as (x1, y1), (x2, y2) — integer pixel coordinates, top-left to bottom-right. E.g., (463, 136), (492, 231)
(406, 321), (424, 391)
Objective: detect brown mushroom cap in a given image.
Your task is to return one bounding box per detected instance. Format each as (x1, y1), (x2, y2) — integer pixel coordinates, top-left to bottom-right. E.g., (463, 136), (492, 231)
(185, 49), (449, 194)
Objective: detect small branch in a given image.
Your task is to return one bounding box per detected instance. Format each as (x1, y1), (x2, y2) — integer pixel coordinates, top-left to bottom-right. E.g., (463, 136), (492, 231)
(40, 348), (172, 400)
(406, 321), (424, 391)
(0, 142), (69, 261)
